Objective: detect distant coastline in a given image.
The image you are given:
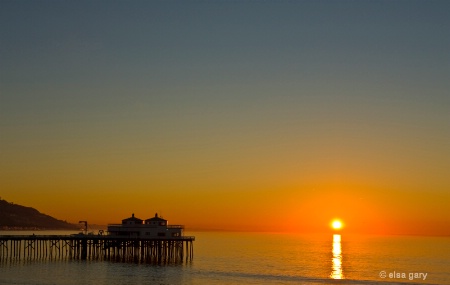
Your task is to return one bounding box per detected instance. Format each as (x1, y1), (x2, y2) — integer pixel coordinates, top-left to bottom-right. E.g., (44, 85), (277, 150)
(0, 199), (78, 230)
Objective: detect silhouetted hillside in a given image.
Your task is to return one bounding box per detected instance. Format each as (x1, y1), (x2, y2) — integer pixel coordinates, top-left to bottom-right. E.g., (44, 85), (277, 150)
(0, 199), (78, 230)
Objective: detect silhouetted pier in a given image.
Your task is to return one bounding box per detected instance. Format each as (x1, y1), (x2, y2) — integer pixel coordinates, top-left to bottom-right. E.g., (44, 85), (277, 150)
(0, 234), (194, 263)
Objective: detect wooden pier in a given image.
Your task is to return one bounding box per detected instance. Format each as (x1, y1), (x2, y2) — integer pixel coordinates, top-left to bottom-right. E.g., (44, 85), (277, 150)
(0, 234), (194, 263)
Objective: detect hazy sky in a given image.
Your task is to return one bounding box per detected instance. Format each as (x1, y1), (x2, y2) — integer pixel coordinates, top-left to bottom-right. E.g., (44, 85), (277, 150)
(1, 1), (449, 235)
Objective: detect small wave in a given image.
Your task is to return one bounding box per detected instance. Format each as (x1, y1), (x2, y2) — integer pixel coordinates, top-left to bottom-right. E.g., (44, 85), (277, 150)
(193, 269), (439, 285)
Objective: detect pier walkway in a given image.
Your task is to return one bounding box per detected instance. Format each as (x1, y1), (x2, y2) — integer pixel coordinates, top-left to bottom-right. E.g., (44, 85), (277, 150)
(0, 234), (194, 263)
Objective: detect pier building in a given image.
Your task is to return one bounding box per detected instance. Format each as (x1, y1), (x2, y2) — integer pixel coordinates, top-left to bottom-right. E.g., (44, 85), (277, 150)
(0, 213), (194, 263)
(107, 213), (183, 238)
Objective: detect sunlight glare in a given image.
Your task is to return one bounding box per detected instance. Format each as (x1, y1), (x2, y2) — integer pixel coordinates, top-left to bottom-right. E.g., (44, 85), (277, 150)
(331, 220), (343, 230)
(331, 234), (344, 279)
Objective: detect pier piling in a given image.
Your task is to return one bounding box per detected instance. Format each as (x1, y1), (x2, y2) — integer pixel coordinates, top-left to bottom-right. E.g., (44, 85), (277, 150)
(0, 235), (194, 264)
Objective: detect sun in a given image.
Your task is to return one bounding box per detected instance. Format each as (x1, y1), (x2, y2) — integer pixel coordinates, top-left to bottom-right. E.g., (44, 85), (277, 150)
(331, 219), (343, 230)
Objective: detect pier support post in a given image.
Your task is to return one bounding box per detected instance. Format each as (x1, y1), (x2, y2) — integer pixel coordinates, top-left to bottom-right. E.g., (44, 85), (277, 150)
(81, 239), (87, 260)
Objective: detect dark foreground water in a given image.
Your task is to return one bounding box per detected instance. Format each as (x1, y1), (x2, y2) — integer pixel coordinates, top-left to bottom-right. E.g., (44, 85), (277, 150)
(0, 231), (449, 284)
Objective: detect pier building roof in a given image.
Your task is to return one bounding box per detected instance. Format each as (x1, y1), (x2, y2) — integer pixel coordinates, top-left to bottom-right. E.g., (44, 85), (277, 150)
(122, 213), (143, 225)
(145, 213), (166, 223)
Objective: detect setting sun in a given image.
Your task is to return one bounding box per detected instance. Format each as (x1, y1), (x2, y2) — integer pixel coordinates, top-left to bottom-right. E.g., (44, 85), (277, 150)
(331, 220), (343, 230)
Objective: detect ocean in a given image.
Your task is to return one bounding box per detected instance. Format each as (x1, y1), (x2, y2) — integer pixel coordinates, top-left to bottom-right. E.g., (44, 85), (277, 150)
(0, 231), (449, 285)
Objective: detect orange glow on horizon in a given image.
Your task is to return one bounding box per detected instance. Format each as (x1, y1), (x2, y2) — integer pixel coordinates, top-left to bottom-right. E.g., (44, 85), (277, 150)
(3, 182), (450, 236)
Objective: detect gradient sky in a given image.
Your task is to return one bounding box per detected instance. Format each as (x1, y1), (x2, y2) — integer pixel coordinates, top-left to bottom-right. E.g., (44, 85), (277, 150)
(1, 1), (449, 235)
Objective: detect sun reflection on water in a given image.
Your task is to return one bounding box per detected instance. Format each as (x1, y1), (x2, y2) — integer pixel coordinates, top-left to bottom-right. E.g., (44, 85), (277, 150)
(331, 234), (344, 279)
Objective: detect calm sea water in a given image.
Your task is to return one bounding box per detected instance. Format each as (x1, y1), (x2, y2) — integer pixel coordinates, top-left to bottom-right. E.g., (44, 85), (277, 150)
(0, 231), (449, 284)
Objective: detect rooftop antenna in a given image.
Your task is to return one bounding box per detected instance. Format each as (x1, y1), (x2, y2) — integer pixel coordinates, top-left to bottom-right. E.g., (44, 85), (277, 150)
(79, 221), (88, 234)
